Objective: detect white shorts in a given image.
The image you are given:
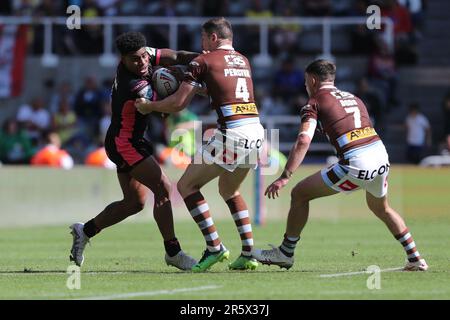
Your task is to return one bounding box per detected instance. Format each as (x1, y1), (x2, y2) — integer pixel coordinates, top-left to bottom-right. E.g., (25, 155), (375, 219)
(201, 122), (265, 172)
(321, 141), (390, 198)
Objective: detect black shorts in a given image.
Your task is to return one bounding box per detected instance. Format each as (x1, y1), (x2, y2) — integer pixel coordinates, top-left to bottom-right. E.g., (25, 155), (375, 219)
(105, 136), (154, 173)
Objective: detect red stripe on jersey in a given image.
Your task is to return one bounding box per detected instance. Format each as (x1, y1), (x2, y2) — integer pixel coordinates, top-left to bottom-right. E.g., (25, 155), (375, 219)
(155, 49), (161, 66)
(115, 100), (143, 166)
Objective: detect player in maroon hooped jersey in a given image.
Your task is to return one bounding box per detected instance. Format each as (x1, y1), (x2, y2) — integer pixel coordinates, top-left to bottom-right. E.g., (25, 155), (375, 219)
(253, 59), (428, 271)
(136, 18), (263, 271)
(69, 31), (199, 270)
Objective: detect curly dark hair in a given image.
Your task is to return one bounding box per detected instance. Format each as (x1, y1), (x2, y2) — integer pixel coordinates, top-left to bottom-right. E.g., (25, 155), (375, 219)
(115, 31), (146, 55)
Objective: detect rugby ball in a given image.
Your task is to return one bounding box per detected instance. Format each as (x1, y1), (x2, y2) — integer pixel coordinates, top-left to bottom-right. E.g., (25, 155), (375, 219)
(152, 67), (179, 99)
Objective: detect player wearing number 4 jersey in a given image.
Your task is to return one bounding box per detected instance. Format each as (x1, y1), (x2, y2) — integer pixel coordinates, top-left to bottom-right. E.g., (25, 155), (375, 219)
(136, 17), (262, 272)
(253, 59), (428, 271)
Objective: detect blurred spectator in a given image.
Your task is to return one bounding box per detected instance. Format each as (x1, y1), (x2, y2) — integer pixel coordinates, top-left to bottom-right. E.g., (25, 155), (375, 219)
(246, 0), (273, 18)
(14, 0), (35, 16)
(31, 0), (66, 54)
(442, 91), (450, 137)
(30, 131), (74, 169)
(228, 0), (250, 16)
(356, 77), (385, 132)
(16, 97), (51, 146)
(301, 0), (332, 16)
(381, 0), (413, 36)
(272, 56), (306, 105)
(71, 0), (104, 54)
(257, 90), (290, 116)
(349, 0), (376, 54)
(244, 0), (273, 55)
(99, 99), (112, 143)
(157, 0), (196, 51)
(49, 81), (75, 114)
(397, 0), (427, 37)
(155, 0), (176, 16)
(330, 0), (354, 15)
(0, 118), (35, 165)
(96, 0), (120, 16)
(100, 78), (114, 102)
(139, 0), (179, 49)
(52, 99), (79, 146)
(368, 38), (399, 109)
(381, 0), (417, 65)
(405, 103), (431, 164)
(255, 89), (277, 116)
(74, 76), (103, 138)
(34, 0), (63, 16)
(441, 134), (450, 156)
(270, 0), (301, 16)
(85, 146), (115, 169)
(200, 0), (229, 16)
(118, 0), (141, 15)
(271, 5), (302, 56)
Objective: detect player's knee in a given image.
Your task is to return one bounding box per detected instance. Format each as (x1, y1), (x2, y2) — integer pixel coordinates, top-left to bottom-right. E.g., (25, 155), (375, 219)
(155, 183), (170, 200)
(177, 178), (197, 198)
(291, 185), (309, 204)
(367, 201), (387, 217)
(218, 184), (231, 200)
(132, 201), (145, 214)
(149, 176), (171, 198)
(160, 178), (172, 196)
(176, 179), (187, 197)
(126, 199), (146, 215)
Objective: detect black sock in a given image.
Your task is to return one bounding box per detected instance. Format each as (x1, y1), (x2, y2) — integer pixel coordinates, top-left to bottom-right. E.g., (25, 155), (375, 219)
(279, 234), (300, 257)
(164, 238), (181, 257)
(83, 219), (100, 238)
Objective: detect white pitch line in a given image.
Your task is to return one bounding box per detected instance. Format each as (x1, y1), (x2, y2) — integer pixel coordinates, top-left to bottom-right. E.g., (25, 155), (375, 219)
(319, 267), (403, 278)
(76, 285), (222, 300)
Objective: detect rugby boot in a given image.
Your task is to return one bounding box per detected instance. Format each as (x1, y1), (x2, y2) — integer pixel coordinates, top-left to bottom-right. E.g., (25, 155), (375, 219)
(69, 223), (90, 267)
(228, 255), (258, 270)
(252, 244), (294, 270)
(191, 244), (230, 272)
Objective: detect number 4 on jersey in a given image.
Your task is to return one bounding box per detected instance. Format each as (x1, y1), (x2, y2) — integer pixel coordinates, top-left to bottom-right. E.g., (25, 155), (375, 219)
(235, 77), (249, 102)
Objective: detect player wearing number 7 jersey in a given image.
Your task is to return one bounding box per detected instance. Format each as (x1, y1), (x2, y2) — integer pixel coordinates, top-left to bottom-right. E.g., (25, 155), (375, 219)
(135, 17), (263, 271)
(252, 59), (428, 272)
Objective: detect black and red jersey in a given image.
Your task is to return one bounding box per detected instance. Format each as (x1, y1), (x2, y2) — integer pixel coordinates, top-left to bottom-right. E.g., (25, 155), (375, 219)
(105, 47), (160, 170)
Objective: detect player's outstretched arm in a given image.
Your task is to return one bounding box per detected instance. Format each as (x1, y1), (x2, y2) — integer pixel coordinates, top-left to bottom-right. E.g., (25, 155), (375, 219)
(265, 121), (314, 199)
(135, 82), (197, 114)
(158, 49), (199, 66)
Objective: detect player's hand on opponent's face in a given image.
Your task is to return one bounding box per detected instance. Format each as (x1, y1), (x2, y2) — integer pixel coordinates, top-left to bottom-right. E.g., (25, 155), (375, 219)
(135, 98), (152, 114)
(265, 177), (289, 199)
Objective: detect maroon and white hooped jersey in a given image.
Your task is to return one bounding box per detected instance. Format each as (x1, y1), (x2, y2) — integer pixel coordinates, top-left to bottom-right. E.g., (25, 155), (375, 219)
(300, 85), (380, 159)
(184, 45), (260, 129)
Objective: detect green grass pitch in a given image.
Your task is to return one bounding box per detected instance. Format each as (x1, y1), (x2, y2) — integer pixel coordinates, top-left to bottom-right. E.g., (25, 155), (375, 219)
(0, 165), (449, 300)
